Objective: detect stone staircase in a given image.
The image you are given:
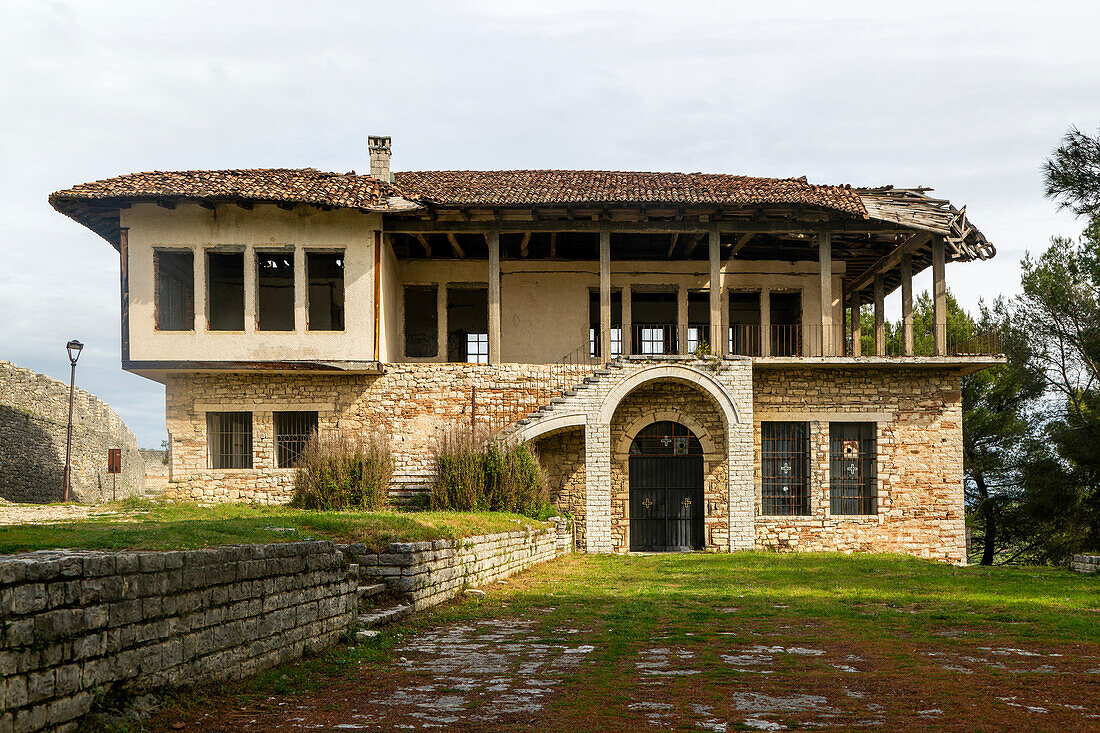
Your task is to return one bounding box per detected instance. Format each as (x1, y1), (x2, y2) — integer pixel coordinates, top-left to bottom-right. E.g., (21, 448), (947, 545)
(353, 568), (412, 636)
(501, 358), (630, 440)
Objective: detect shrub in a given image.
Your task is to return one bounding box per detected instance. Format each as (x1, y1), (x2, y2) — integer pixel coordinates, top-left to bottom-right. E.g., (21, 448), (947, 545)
(431, 425), (550, 517)
(290, 430), (394, 511)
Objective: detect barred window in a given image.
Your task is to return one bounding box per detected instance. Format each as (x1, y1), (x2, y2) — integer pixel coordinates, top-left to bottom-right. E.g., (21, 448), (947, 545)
(830, 422), (877, 515)
(207, 412), (252, 469)
(761, 422), (810, 515)
(274, 411), (317, 468)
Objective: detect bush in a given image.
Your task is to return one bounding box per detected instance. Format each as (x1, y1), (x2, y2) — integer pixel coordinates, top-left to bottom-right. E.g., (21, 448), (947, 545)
(431, 426), (550, 517)
(290, 431), (394, 511)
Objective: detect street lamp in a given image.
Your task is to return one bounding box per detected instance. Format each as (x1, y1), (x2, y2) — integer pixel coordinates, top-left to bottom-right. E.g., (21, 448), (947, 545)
(62, 339), (83, 502)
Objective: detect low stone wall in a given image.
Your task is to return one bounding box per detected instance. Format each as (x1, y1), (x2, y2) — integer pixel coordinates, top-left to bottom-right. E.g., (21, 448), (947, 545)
(343, 518), (571, 611)
(0, 360), (144, 503)
(1070, 554), (1100, 574)
(0, 542), (356, 733)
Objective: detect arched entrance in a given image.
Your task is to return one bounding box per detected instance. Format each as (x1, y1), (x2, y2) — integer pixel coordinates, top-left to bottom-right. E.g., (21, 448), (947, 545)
(629, 421), (704, 552)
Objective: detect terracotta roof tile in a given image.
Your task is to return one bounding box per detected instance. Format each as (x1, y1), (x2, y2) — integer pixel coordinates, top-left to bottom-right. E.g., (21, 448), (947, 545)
(393, 170), (867, 216)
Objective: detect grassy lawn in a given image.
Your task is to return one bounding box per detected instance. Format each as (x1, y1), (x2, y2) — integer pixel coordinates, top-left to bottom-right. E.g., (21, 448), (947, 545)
(0, 498), (547, 554)
(141, 552), (1100, 733)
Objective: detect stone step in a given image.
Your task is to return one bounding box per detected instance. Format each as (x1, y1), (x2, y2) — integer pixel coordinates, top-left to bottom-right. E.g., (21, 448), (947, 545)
(594, 369), (611, 376)
(357, 583), (386, 602)
(358, 603), (412, 629)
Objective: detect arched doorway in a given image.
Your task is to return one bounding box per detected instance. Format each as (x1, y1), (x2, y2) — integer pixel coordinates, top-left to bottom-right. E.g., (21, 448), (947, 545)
(629, 421), (704, 552)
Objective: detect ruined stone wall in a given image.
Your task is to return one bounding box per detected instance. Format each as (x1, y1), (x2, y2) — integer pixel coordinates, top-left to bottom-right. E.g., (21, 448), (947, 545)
(0, 361), (144, 503)
(532, 429), (587, 549)
(164, 363), (590, 504)
(752, 367), (966, 564)
(0, 542), (355, 733)
(608, 380), (730, 552)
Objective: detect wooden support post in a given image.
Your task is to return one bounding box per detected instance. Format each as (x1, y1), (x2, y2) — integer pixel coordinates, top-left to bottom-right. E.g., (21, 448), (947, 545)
(436, 284), (447, 360)
(759, 287), (771, 357)
(851, 288), (862, 357)
(709, 225), (723, 355)
(622, 284), (632, 357)
(599, 225), (611, 363)
(873, 273), (885, 357)
(488, 228), (501, 364)
(818, 227), (833, 356)
(243, 245), (256, 334)
(901, 254), (914, 356)
(677, 284), (688, 355)
(932, 236), (947, 356)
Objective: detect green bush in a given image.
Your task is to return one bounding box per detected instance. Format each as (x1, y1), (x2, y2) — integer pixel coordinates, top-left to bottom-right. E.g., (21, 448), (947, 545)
(290, 431), (394, 511)
(431, 427), (550, 517)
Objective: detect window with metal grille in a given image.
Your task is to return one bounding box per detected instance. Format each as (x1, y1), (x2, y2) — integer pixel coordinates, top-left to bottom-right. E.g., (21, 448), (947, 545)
(629, 421), (702, 456)
(274, 411), (317, 468)
(155, 250), (194, 331)
(207, 412), (252, 469)
(761, 422), (810, 515)
(829, 422), (877, 514)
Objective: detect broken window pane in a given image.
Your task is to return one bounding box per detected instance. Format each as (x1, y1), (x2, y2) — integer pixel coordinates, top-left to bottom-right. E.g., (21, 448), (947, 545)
(155, 250), (194, 331)
(447, 287), (488, 363)
(404, 285), (438, 357)
(207, 252), (245, 331)
(307, 252), (344, 331)
(257, 252), (295, 331)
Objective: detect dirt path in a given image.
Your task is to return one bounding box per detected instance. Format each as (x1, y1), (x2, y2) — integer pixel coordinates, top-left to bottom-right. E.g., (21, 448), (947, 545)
(0, 502), (126, 526)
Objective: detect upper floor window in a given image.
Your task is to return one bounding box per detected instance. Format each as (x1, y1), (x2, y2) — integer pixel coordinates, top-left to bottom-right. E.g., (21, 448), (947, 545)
(257, 251), (295, 331)
(207, 252), (245, 331)
(830, 422), (876, 515)
(155, 250), (194, 331)
(307, 252), (344, 331)
(404, 285), (438, 357)
(447, 286), (488, 363)
(771, 291), (803, 357)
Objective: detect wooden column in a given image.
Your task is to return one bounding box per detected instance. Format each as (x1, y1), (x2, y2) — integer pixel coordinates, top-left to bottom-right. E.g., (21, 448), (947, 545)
(759, 287), (771, 357)
(677, 285), (688, 355)
(901, 253), (914, 356)
(622, 284), (632, 358)
(243, 245), (256, 334)
(436, 284), (448, 360)
(709, 225), (723, 355)
(873, 274), (885, 356)
(599, 225), (611, 363)
(851, 288), (862, 357)
(295, 245), (307, 336)
(818, 227), (833, 356)
(932, 236), (947, 356)
(488, 227), (501, 364)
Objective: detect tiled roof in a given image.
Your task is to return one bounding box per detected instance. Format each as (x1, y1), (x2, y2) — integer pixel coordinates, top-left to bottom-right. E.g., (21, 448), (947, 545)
(49, 168), (418, 212)
(393, 170), (868, 216)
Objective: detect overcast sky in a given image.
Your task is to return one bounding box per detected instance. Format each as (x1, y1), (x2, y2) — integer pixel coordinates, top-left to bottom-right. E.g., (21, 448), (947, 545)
(2, 0), (1099, 447)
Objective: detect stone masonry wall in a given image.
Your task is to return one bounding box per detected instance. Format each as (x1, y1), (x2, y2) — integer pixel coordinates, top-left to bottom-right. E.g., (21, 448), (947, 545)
(165, 364), (590, 504)
(0, 361), (144, 503)
(342, 519), (571, 611)
(608, 380), (730, 552)
(753, 367), (966, 564)
(533, 429), (587, 549)
(1071, 554), (1100, 574)
(0, 542), (355, 733)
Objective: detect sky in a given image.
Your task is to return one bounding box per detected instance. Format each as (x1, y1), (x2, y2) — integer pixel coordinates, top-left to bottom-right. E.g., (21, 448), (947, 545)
(2, 0), (1099, 447)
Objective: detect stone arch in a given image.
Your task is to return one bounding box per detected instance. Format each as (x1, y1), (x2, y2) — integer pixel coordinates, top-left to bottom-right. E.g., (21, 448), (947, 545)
(597, 364), (739, 427)
(615, 409), (720, 458)
(510, 411), (586, 445)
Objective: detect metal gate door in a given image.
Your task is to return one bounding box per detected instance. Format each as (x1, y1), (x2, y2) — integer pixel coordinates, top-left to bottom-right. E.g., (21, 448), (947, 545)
(629, 455), (704, 552)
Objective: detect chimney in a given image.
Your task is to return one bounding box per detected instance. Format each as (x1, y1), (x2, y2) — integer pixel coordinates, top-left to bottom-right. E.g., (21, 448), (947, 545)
(368, 135), (392, 182)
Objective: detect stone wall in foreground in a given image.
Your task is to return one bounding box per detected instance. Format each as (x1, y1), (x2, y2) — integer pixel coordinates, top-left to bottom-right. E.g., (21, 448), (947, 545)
(0, 361), (145, 504)
(1071, 554), (1100, 574)
(342, 518), (572, 611)
(0, 542), (355, 733)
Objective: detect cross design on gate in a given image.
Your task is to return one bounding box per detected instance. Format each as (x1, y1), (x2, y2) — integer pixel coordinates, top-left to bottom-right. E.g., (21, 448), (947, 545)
(681, 497), (692, 508)
(642, 498), (653, 509)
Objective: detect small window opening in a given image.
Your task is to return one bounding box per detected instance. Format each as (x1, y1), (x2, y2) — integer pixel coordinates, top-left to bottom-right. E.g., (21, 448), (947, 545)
(207, 252), (245, 331)
(155, 250), (194, 331)
(588, 290), (622, 358)
(274, 411), (318, 468)
(729, 291), (761, 356)
(307, 252), (344, 331)
(771, 292), (802, 357)
(761, 421), (810, 515)
(830, 422), (877, 515)
(447, 286), (489, 363)
(257, 252), (295, 331)
(404, 285), (438, 357)
(630, 290), (677, 355)
(207, 411), (252, 469)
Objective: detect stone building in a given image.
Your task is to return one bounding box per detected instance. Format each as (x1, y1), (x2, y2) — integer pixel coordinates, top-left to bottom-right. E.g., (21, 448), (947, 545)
(50, 136), (1002, 561)
(0, 360), (144, 503)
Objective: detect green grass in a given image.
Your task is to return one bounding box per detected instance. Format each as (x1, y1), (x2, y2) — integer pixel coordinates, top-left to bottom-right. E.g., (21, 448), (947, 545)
(0, 498), (547, 554)
(142, 552), (1100, 732)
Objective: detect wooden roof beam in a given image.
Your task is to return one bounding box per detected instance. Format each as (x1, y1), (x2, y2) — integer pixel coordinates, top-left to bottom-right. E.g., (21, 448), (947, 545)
(447, 233), (464, 257)
(847, 232), (931, 294)
(730, 233), (754, 257)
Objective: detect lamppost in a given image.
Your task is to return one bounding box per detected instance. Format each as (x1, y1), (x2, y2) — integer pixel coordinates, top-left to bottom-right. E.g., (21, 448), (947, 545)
(62, 339), (83, 502)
